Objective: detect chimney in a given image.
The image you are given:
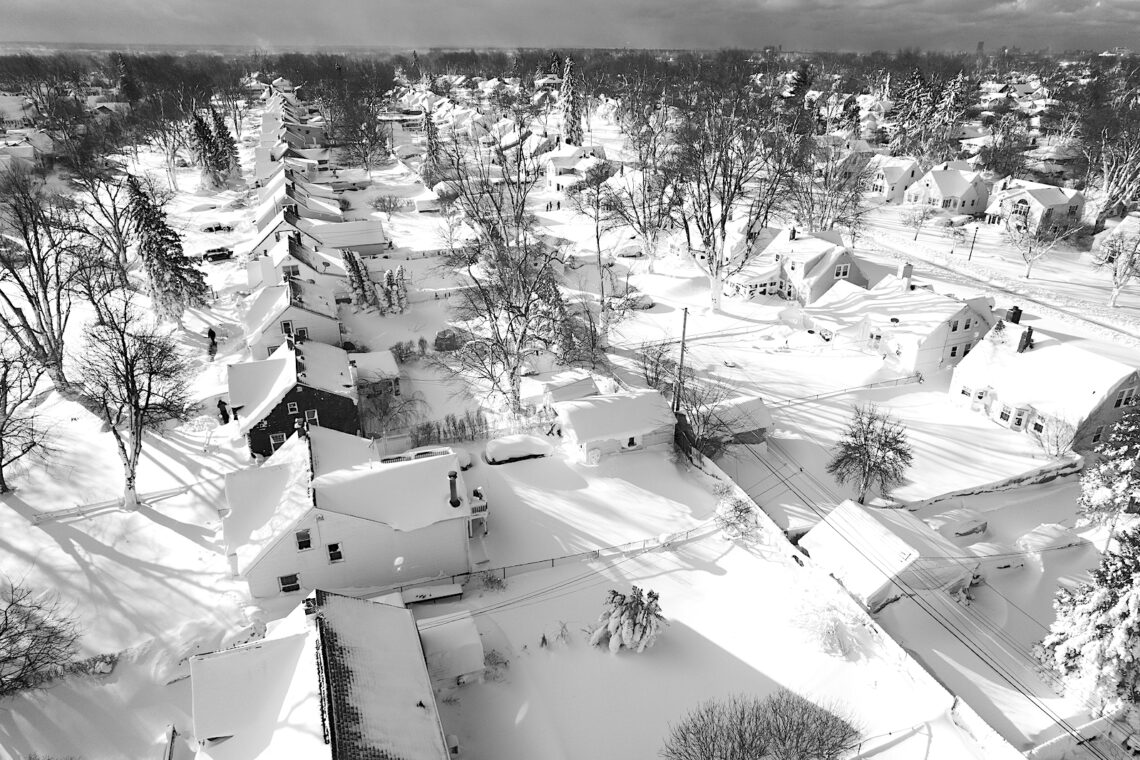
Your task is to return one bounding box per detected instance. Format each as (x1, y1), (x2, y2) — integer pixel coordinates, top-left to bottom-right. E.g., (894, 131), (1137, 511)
(1017, 325), (1034, 353)
(448, 471), (461, 508)
(1006, 305), (1022, 324)
(898, 261), (913, 291)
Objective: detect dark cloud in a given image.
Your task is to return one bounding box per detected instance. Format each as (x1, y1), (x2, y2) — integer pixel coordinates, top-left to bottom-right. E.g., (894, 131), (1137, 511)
(1, 0), (1135, 51)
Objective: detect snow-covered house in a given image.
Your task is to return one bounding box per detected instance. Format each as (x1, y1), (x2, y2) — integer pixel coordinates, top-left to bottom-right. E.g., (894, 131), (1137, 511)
(725, 227), (872, 305)
(245, 233), (347, 294)
(950, 321), (1140, 450)
(289, 210), (388, 257)
(254, 175), (342, 230)
(904, 162), (989, 215)
(554, 390), (675, 465)
(866, 155), (921, 204)
(228, 341), (360, 457)
(189, 589), (451, 759)
(243, 278), (341, 359)
(803, 263), (995, 376)
(984, 177), (1084, 233)
(799, 500), (980, 611)
(223, 429), (472, 596)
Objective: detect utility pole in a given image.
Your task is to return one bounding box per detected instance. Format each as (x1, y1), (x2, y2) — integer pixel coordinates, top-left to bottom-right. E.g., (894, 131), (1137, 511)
(968, 227), (979, 261)
(674, 307), (689, 413)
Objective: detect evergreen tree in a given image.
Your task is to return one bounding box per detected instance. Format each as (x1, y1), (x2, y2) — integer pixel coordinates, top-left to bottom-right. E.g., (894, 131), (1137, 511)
(421, 108), (442, 187)
(383, 268), (397, 312)
(787, 61), (815, 104)
(561, 56), (584, 147)
(115, 53), (141, 105)
(190, 112), (225, 190)
(209, 107), (240, 177)
(588, 587), (665, 654)
(395, 265), (409, 311)
(548, 52), (563, 77)
(1037, 528), (1140, 715)
(126, 176), (208, 323)
(1078, 406), (1140, 542)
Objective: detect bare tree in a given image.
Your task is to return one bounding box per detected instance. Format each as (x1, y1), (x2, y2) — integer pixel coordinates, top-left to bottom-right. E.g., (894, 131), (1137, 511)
(600, 168), (679, 272)
(637, 340), (677, 392)
(0, 578), (80, 697)
(0, 167), (82, 390)
(784, 145), (873, 237)
(901, 205), (938, 240)
(440, 131), (541, 249)
(359, 387), (429, 438)
(0, 338), (50, 494)
(827, 404), (914, 504)
(662, 689), (859, 760)
(1033, 417), (1076, 459)
(567, 161), (616, 322)
(1003, 217), (1083, 279)
(1093, 229), (1140, 307)
(370, 194), (406, 220)
(677, 371), (741, 460)
(73, 295), (198, 509)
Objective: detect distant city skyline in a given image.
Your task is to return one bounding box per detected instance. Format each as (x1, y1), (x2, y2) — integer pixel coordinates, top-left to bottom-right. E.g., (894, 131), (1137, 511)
(2, 0), (1136, 53)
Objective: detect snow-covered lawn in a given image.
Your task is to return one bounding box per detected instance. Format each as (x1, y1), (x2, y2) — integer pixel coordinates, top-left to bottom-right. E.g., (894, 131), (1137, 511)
(427, 532), (996, 760)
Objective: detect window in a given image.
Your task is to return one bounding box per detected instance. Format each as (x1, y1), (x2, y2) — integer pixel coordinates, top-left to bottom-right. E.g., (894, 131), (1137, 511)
(1114, 387), (1136, 408)
(1032, 420), (1044, 434)
(626, 436), (638, 448)
(269, 433), (287, 450)
(266, 344), (279, 355)
(999, 405), (1011, 422)
(834, 263), (850, 279)
(327, 543), (344, 562)
(950, 345), (959, 358)
(278, 574), (301, 593)
(975, 390), (985, 400)
(960, 386), (972, 397)
(1068, 204), (1078, 217)
(1013, 410), (1025, 428)
(1093, 425), (1105, 443)
(280, 320), (294, 336)
(287, 401), (299, 414)
(295, 326), (309, 341)
(282, 264), (300, 277)
(970, 199), (976, 207)
(942, 199), (953, 209)
(963, 317), (972, 331)
(950, 319), (960, 332)
(305, 409), (320, 426)
(964, 342), (973, 356)
(257, 420), (269, 430)
(296, 530), (311, 550)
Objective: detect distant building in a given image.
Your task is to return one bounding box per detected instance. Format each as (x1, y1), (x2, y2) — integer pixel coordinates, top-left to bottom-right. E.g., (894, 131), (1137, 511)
(725, 227), (872, 305)
(905, 162), (989, 215)
(984, 176), (1084, 233)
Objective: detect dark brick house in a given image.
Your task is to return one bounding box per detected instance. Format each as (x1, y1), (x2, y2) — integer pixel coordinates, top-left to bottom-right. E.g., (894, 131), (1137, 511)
(228, 339), (360, 458)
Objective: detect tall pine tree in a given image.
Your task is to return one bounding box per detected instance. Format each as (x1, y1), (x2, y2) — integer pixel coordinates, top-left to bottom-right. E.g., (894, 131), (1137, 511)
(127, 176), (208, 323)
(1078, 406), (1140, 546)
(209, 107), (240, 178)
(561, 56), (584, 147)
(1037, 528), (1140, 715)
(421, 108), (442, 187)
(191, 112), (225, 190)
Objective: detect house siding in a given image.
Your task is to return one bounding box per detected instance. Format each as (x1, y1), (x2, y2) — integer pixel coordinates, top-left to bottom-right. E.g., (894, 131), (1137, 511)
(244, 511), (469, 597)
(245, 386), (359, 457)
(251, 306), (341, 359)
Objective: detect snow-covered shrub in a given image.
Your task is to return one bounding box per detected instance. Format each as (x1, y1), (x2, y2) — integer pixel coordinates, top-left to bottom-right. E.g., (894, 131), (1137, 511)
(1032, 416), (1076, 459)
(587, 587), (665, 654)
(796, 602), (865, 659)
(474, 570), (507, 592)
(483, 648), (510, 681)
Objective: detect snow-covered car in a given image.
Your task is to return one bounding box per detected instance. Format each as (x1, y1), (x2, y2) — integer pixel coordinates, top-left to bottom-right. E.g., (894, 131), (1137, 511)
(200, 222), (234, 233)
(949, 215), (973, 226)
(627, 292), (654, 310)
(925, 508), (988, 538)
(1015, 523), (1085, 555)
(928, 216), (953, 227)
(485, 434), (555, 465)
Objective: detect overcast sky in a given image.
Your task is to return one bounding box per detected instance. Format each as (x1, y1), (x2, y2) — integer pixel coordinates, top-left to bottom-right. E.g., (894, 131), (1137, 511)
(2, 0), (1136, 52)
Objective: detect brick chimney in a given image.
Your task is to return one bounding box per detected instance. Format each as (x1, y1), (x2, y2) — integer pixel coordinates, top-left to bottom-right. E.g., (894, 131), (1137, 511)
(898, 261), (913, 291)
(448, 471), (461, 508)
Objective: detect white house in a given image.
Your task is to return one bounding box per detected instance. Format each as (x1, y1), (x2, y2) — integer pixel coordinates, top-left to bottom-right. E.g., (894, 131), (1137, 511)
(245, 234), (347, 293)
(803, 264), (995, 376)
(725, 227), (872, 305)
(189, 589), (451, 759)
(800, 500), (980, 611)
(554, 390), (675, 465)
(866, 155), (921, 204)
(242, 278), (341, 359)
(950, 320), (1140, 451)
(984, 177), (1084, 233)
(223, 428), (474, 597)
(904, 162), (989, 215)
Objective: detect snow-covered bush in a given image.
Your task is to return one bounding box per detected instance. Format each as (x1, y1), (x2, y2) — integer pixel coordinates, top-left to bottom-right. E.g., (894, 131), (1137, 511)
(715, 494), (758, 542)
(587, 587), (665, 654)
(796, 602), (866, 659)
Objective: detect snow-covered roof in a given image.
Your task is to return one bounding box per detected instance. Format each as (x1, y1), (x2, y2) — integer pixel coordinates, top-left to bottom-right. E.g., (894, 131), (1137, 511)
(417, 610), (485, 684)
(311, 450), (470, 531)
(920, 165), (984, 198)
(554, 390), (675, 442)
(191, 604), (324, 759)
(866, 154), (918, 184)
(985, 177), (1082, 215)
(805, 274), (979, 341)
(242, 279), (338, 345)
(306, 425), (374, 477)
(311, 590), (451, 759)
(350, 350), (400, 381)
(800, 500), (978, 610)
(295, 215), (386, 248)
(223, 433), (315, 574)
(952, 324), (1137, 424)
(228, 342), (357, 435)
(519, 368), (598, 405)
